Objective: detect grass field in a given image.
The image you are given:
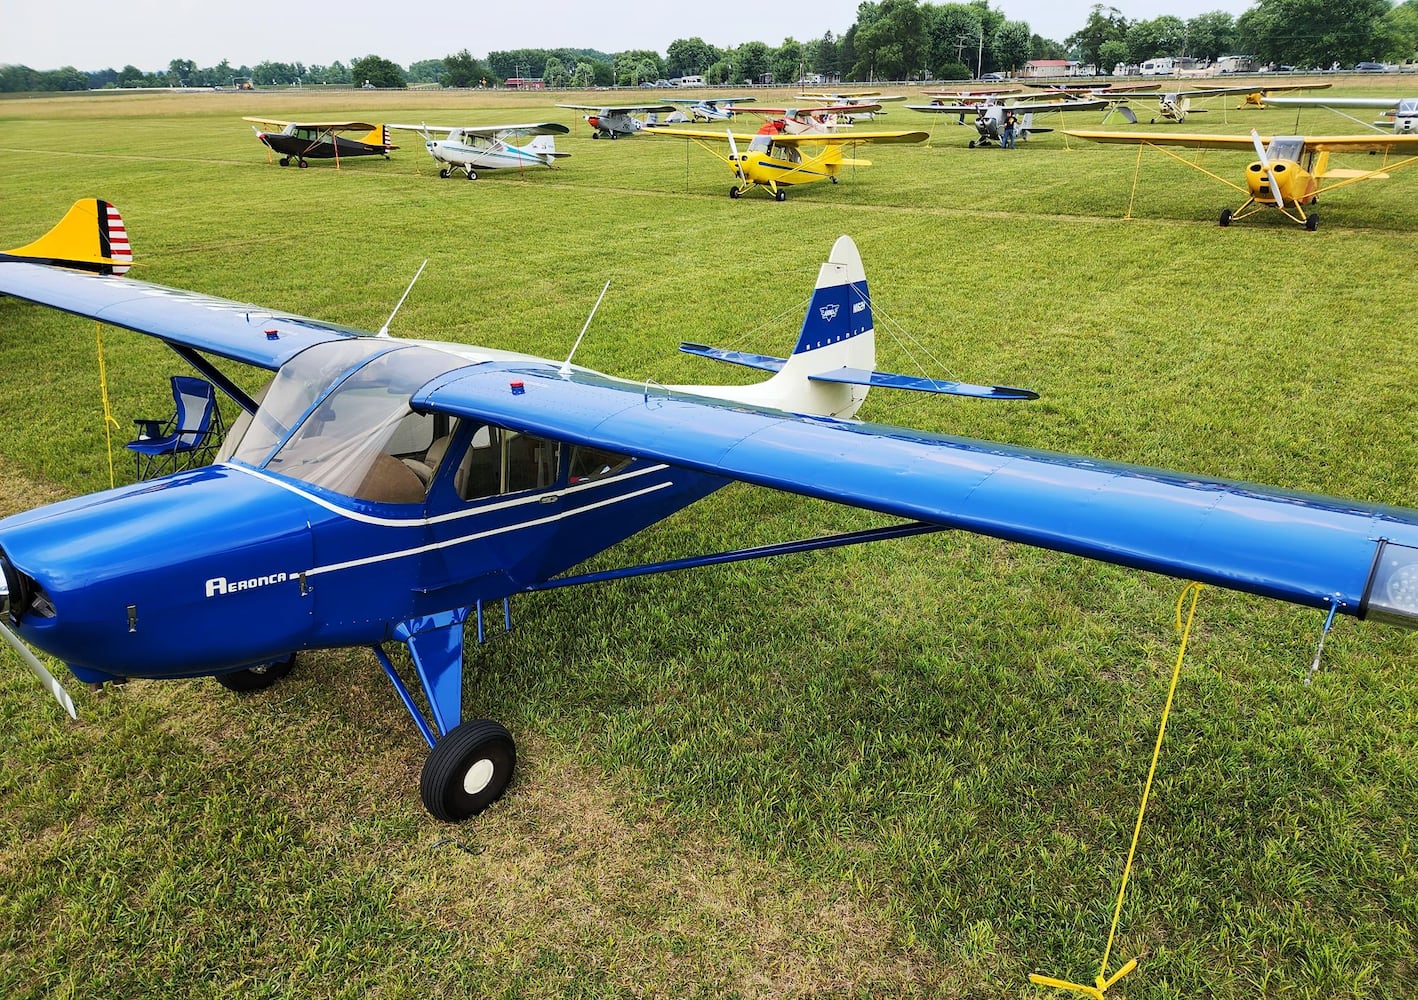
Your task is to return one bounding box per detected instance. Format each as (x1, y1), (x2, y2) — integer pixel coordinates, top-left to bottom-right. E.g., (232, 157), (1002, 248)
(1, 80), (1417, 999)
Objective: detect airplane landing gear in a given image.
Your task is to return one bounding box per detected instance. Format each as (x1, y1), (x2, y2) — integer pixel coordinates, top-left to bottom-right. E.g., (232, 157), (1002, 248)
(439, 167), (451, 178)
(1305, 212), (1319, 231)
(774, 189), (787, 201)
(1219, 208), (1233, 226)
(297, 159), (309, 169)
(729, 187), (741, 199)
(278, 156), (291, 167)
(969, 139), (977, 148)
(465, 168), (478, 180)
(420, 719), (516, 822)
(215, 653), (296, 692)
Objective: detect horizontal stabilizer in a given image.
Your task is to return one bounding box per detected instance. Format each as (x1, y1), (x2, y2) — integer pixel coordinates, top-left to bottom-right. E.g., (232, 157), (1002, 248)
(809, 367), (1038, 399)
(679, 342), (786, 373)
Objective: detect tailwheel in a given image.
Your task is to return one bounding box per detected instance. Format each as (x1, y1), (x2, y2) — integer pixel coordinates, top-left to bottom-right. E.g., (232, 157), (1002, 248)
(278, 156), (291, 167)
(1305, 212), (1319, 231)
(774, 189), (787, 202)
(420, 719), (516, 822)
(439, 167), (451, 178)
(1218, 208), (1233, 227)
(729, 186), (741, 199)
(215, 654), (296, 692)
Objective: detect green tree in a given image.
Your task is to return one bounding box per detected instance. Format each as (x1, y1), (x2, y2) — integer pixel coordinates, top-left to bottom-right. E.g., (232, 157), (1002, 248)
(734, 41), (771, 84)
(1067, 4), (1129, 70)
(852, 0), (927, 79)
(407, 59), (445, 84)
(442, 49), (486, 88)
(1380, 0), (1418, 61)
(1238, 0), (1393, 68)
(351, 54), (406, 89)
(1097, 38), (1129, 73)
(773, 38), (805, 84)
(995, 20), (1031, 73)
(666, 37), (719, 77)
(927, 5), (986, 77)
(1184, 12), (1237, 62)
(612, 49), (664, 86)
(1125, 16), (1186, 63)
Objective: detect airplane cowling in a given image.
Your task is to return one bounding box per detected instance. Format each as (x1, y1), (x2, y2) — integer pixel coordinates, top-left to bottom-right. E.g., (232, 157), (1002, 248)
(0, 465), (320, 681)
(1246, 159), (1317, 205)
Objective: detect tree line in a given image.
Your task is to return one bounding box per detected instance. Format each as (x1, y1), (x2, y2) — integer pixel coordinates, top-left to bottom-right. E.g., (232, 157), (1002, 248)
(3, 0), (1415, 94)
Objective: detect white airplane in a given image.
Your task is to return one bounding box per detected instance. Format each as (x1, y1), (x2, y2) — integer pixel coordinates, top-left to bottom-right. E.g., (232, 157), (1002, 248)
(1264, 95), (1418, 134)
(907, 95), (1106, 147)
(556, 103), (676, 139)
(388, 122), (570, 180)
(664, 96), (755, 122)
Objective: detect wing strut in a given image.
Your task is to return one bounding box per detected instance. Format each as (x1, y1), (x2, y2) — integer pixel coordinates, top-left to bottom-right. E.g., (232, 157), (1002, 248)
(525, 521), (946, 593)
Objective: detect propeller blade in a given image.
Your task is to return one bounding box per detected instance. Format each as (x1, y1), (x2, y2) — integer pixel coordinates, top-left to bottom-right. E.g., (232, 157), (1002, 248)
(726, 128), (746, 184)
(1251, 128), (1285, 207)
(0, 620), (77, 719)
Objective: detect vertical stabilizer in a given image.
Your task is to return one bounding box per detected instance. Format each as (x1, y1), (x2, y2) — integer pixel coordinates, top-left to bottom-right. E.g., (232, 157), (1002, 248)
(671, 235), (875, 418)
(2, 199), (131, 275)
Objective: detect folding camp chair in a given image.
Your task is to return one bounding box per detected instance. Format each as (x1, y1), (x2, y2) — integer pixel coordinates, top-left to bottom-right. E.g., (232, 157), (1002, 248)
(126, 375), (226, 479)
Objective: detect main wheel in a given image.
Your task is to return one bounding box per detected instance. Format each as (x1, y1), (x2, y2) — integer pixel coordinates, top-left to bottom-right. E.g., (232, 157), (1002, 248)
(774, 189), (787, 202)
(729, 186), (741, 199)
(466, 169), (477, 180)
(830, 176), (838, 184)
(1305, 212), (1319, 231)
(1218, 208), (1233, 227)
(592, 132), (600, 139)
(420, 719), (516, 822)
(968, 139), (977, 148)
(439, 167), (451, 178)
(215, 654), (296, 692)
(298, 159), (309, 169)
(279, 156), (291, 167)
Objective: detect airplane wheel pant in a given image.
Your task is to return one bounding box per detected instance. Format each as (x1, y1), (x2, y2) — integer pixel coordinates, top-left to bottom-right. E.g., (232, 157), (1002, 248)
(421, 719), (516, 821)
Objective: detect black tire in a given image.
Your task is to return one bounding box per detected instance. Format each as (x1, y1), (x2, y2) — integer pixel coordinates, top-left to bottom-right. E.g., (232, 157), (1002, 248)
(439, 167), (450, 178)
(420, 719), (516, 822)
(298, 159), (309, 169)
(729, 187), (741, 199)
(279, 157), (290, 167)
(1218, 208), (1233, 227)
(466, 169), (477, 180)
(1305, 212), (1319, 231)
(610, 132), (618, 140)
(592, 132), (600, 139)
(830, 176), (839, 184)
(774, 189), (787, 202)
(216, 654), (296, 692)
(968, 139), (977, 148)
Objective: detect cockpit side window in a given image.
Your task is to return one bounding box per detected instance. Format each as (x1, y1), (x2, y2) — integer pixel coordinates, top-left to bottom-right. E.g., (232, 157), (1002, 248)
(568, 445), (632, 484)
(451, 422), (562, 502)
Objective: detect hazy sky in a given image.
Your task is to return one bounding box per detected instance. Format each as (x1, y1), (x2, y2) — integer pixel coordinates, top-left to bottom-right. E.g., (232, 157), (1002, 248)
(5, 1), (1253, 72)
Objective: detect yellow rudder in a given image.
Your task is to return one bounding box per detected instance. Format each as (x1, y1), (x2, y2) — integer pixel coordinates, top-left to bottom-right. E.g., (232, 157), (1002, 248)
(3, 198), (131, 274)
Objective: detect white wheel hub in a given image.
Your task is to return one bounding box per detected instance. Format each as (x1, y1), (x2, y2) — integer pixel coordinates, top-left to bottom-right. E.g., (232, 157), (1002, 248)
(463, 757), (495, 795)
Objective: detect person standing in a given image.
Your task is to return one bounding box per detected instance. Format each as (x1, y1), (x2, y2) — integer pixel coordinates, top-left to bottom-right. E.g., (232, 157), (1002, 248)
(1001, 110), (1018, 149)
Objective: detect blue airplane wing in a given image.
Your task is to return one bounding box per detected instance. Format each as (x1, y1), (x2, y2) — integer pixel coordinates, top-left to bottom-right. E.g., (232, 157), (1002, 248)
(415, 362), (1418, 623)
(0, 262), (371, 369)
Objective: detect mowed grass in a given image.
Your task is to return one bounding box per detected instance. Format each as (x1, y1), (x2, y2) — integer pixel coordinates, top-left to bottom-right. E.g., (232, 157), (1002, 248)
(1, 81), (1417, 998)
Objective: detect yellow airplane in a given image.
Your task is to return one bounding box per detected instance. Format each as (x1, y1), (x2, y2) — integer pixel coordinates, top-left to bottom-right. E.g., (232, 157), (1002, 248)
(1066, 127), (1418, 229)
(647, 123), (927, 201)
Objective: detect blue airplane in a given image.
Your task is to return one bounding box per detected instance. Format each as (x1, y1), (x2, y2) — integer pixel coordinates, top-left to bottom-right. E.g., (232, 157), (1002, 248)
(3, 202), (1418, 822)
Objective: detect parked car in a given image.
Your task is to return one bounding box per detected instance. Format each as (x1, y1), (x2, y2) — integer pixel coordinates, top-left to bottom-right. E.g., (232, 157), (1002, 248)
(1355, 62), (1391, 72)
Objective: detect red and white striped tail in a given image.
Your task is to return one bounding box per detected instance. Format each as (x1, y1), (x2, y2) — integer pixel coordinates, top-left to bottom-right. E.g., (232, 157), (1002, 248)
(102, 201), (132, 275)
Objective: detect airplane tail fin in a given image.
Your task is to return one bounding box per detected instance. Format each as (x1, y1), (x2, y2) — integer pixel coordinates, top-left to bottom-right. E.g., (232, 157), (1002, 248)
(361, 124), (396, 151)
(526, 134), (565, 162)
(2, 198), (132, 275)
(674, 236), (1037, 413)
(672, 235), (876, 419)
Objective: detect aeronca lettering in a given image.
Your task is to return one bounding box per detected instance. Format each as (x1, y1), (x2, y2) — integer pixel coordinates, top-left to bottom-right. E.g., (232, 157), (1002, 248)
(206, 572), (289, 598)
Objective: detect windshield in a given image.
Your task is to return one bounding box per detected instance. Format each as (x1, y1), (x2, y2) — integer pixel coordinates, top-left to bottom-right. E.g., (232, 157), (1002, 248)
(230, 340), (465, 501)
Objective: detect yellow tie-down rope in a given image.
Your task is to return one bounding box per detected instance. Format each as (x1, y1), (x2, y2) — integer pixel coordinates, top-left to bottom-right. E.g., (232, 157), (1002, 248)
(1030, 582), (1205, 999)
(95, 322), (122, 489)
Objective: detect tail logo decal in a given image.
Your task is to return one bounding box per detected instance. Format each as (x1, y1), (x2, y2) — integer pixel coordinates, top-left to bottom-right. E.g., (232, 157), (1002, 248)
(818, 303), (840, 322)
